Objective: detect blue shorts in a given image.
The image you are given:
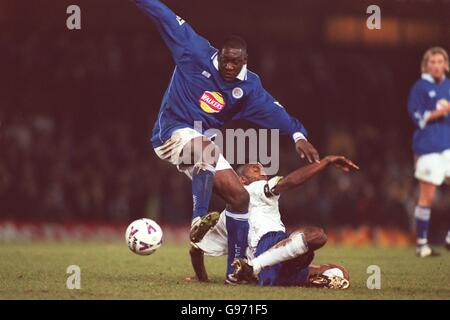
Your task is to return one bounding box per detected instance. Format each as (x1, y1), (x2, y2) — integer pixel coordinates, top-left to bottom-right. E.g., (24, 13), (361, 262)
(255, 231), (312, 286)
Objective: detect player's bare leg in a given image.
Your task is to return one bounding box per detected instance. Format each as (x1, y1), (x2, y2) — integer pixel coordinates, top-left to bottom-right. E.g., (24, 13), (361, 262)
(176, 136), (221, 243)
(189, 246), (209, 282)
(213, 169), (250, 213)
(172, 134), (249, 282)
(232, 226), (327, 282)
(415, 181), (440, 257)
(213, 168), (250, 282)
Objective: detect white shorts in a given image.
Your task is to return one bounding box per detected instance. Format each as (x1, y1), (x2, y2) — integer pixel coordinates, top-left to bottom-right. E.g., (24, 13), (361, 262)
(415, 149), (450, 186)
(196, 210), (256, 259)
(153, 127), (232, 179)
(196, 210), (228, 257)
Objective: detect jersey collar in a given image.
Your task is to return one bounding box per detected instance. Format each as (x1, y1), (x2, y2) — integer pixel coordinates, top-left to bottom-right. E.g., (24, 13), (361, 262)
(422, 73), (446, 83)
(212, 52), (248, 81)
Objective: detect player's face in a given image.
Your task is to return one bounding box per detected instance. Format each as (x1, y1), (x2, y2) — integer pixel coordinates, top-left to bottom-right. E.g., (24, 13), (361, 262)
(426, 54), (448, 80)
(218, 47), (248, 82)
(239, 163), (268, 185)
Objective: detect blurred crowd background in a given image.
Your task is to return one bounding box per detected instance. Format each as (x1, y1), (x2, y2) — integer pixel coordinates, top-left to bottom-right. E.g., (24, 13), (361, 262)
(1, 0), (449, 241)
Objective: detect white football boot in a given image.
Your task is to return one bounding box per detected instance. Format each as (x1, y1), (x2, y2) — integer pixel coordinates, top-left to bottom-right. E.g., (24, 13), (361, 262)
(416, 244), (440, 258)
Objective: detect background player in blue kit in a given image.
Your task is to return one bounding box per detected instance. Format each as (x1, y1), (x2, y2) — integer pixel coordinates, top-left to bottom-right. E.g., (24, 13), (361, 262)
(407, 47), (450, 257)
(132, 0), (319, 281)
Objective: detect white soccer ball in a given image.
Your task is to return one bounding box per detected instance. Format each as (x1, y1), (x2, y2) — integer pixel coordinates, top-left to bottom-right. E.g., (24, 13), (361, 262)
(125, 218), (163, 256)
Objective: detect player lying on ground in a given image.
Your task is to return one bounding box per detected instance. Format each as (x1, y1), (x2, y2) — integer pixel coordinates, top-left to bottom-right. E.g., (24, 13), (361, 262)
(190, 156), (359, 288)
(131, 0), (319, 281)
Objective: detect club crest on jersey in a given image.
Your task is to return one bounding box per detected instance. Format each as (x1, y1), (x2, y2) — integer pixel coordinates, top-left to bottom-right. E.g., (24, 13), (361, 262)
(232, 87), (244, 99)
(199, 91), (225, 113)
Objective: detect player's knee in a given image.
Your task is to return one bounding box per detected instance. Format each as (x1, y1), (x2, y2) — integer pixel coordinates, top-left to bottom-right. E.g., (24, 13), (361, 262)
(197, 141), (220, 166)
(418, 182), (436, 206)
(300, 226), (327, 251)
(182, 138), (219, 166)
(227, 188), (249, 213)
(418, 192), (435, 207)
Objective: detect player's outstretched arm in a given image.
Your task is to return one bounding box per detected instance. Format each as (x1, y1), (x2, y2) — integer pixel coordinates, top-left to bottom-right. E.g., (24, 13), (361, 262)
(189, 246), (209, 282)
(132, 0), (210, 61)
(272, 156), (359, 194)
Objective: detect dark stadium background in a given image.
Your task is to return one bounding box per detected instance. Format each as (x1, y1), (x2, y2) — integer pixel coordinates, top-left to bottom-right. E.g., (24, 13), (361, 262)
(1, 0), (449, 243)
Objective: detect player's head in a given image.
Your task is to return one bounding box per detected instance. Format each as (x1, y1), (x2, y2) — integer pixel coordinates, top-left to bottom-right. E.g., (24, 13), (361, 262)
(236, 163), (267, 185)
(218, 35), (248, 82)
(421, 47), (449, 80)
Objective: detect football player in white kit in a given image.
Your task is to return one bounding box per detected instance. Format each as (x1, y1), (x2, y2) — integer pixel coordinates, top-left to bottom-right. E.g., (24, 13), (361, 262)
(407, 47), (450, 257)
(190, 156), (359, 288)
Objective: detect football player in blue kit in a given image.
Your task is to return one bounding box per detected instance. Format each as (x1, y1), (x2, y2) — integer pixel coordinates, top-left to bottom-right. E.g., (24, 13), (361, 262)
(407, 47), (450, 257)
(131, 0), (320, 281)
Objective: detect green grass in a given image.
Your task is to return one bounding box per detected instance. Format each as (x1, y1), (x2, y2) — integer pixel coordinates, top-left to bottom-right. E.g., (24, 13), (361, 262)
(0, 241), (449, 299)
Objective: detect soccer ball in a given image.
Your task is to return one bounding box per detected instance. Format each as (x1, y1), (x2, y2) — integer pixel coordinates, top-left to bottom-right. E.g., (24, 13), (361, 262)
(125, 218), (163, 256)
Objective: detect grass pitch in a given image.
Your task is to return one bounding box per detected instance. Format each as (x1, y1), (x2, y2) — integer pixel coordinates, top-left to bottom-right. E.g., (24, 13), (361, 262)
(0, 241), (449, 299)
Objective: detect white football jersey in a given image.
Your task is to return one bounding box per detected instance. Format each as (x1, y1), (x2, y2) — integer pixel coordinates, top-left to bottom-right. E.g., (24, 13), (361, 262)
(246, 176), (285, 250)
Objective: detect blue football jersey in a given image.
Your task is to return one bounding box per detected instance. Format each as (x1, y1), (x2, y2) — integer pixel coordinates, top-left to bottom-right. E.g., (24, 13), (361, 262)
(407, 73), (450, 155)
(134, 0), (308, 148)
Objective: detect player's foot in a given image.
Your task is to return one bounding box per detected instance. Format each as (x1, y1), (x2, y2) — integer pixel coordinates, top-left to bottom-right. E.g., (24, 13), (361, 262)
(308, 274), (350, 289)
(416, 244), (440, 258)
(445, 242), (450, 251)
(190, 211), (220, 243)
(231, 258), (256, 282)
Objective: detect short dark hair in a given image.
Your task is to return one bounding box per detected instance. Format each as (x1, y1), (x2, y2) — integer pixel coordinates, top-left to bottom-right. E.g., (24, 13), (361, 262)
(235, 164), (249, 177)
(221, 35), (247, 53)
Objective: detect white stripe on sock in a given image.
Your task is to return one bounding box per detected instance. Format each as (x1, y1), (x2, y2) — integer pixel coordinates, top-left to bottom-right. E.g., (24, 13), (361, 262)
(414, 206), (431, 221)
(225, 210), (249, 220)
(417, 238), (428, 245)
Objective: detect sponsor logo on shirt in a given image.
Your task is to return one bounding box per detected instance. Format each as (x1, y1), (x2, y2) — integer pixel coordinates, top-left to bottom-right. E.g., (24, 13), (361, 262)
(199, 91), (225, 113)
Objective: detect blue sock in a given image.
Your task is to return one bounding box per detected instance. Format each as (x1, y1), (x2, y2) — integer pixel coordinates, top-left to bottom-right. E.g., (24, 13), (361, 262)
(225, 211), (249, 276)
(191, 163), (215, 220)
(415, 206), (430, 245)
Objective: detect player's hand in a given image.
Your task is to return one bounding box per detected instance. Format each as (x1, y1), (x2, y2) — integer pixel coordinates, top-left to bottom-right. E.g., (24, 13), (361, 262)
(295, 139), (320, 163)
(324, 155), (360, 172)
(443, 103), (450, 116)
(436, 99), (450, 116)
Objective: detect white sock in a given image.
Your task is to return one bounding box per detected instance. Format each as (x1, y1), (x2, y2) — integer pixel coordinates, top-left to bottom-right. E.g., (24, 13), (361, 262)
(191, 216), (201, 227)
(417, 238), (428, 246)
(446, 230), (450, 244)
(251, 232), (308, 275)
